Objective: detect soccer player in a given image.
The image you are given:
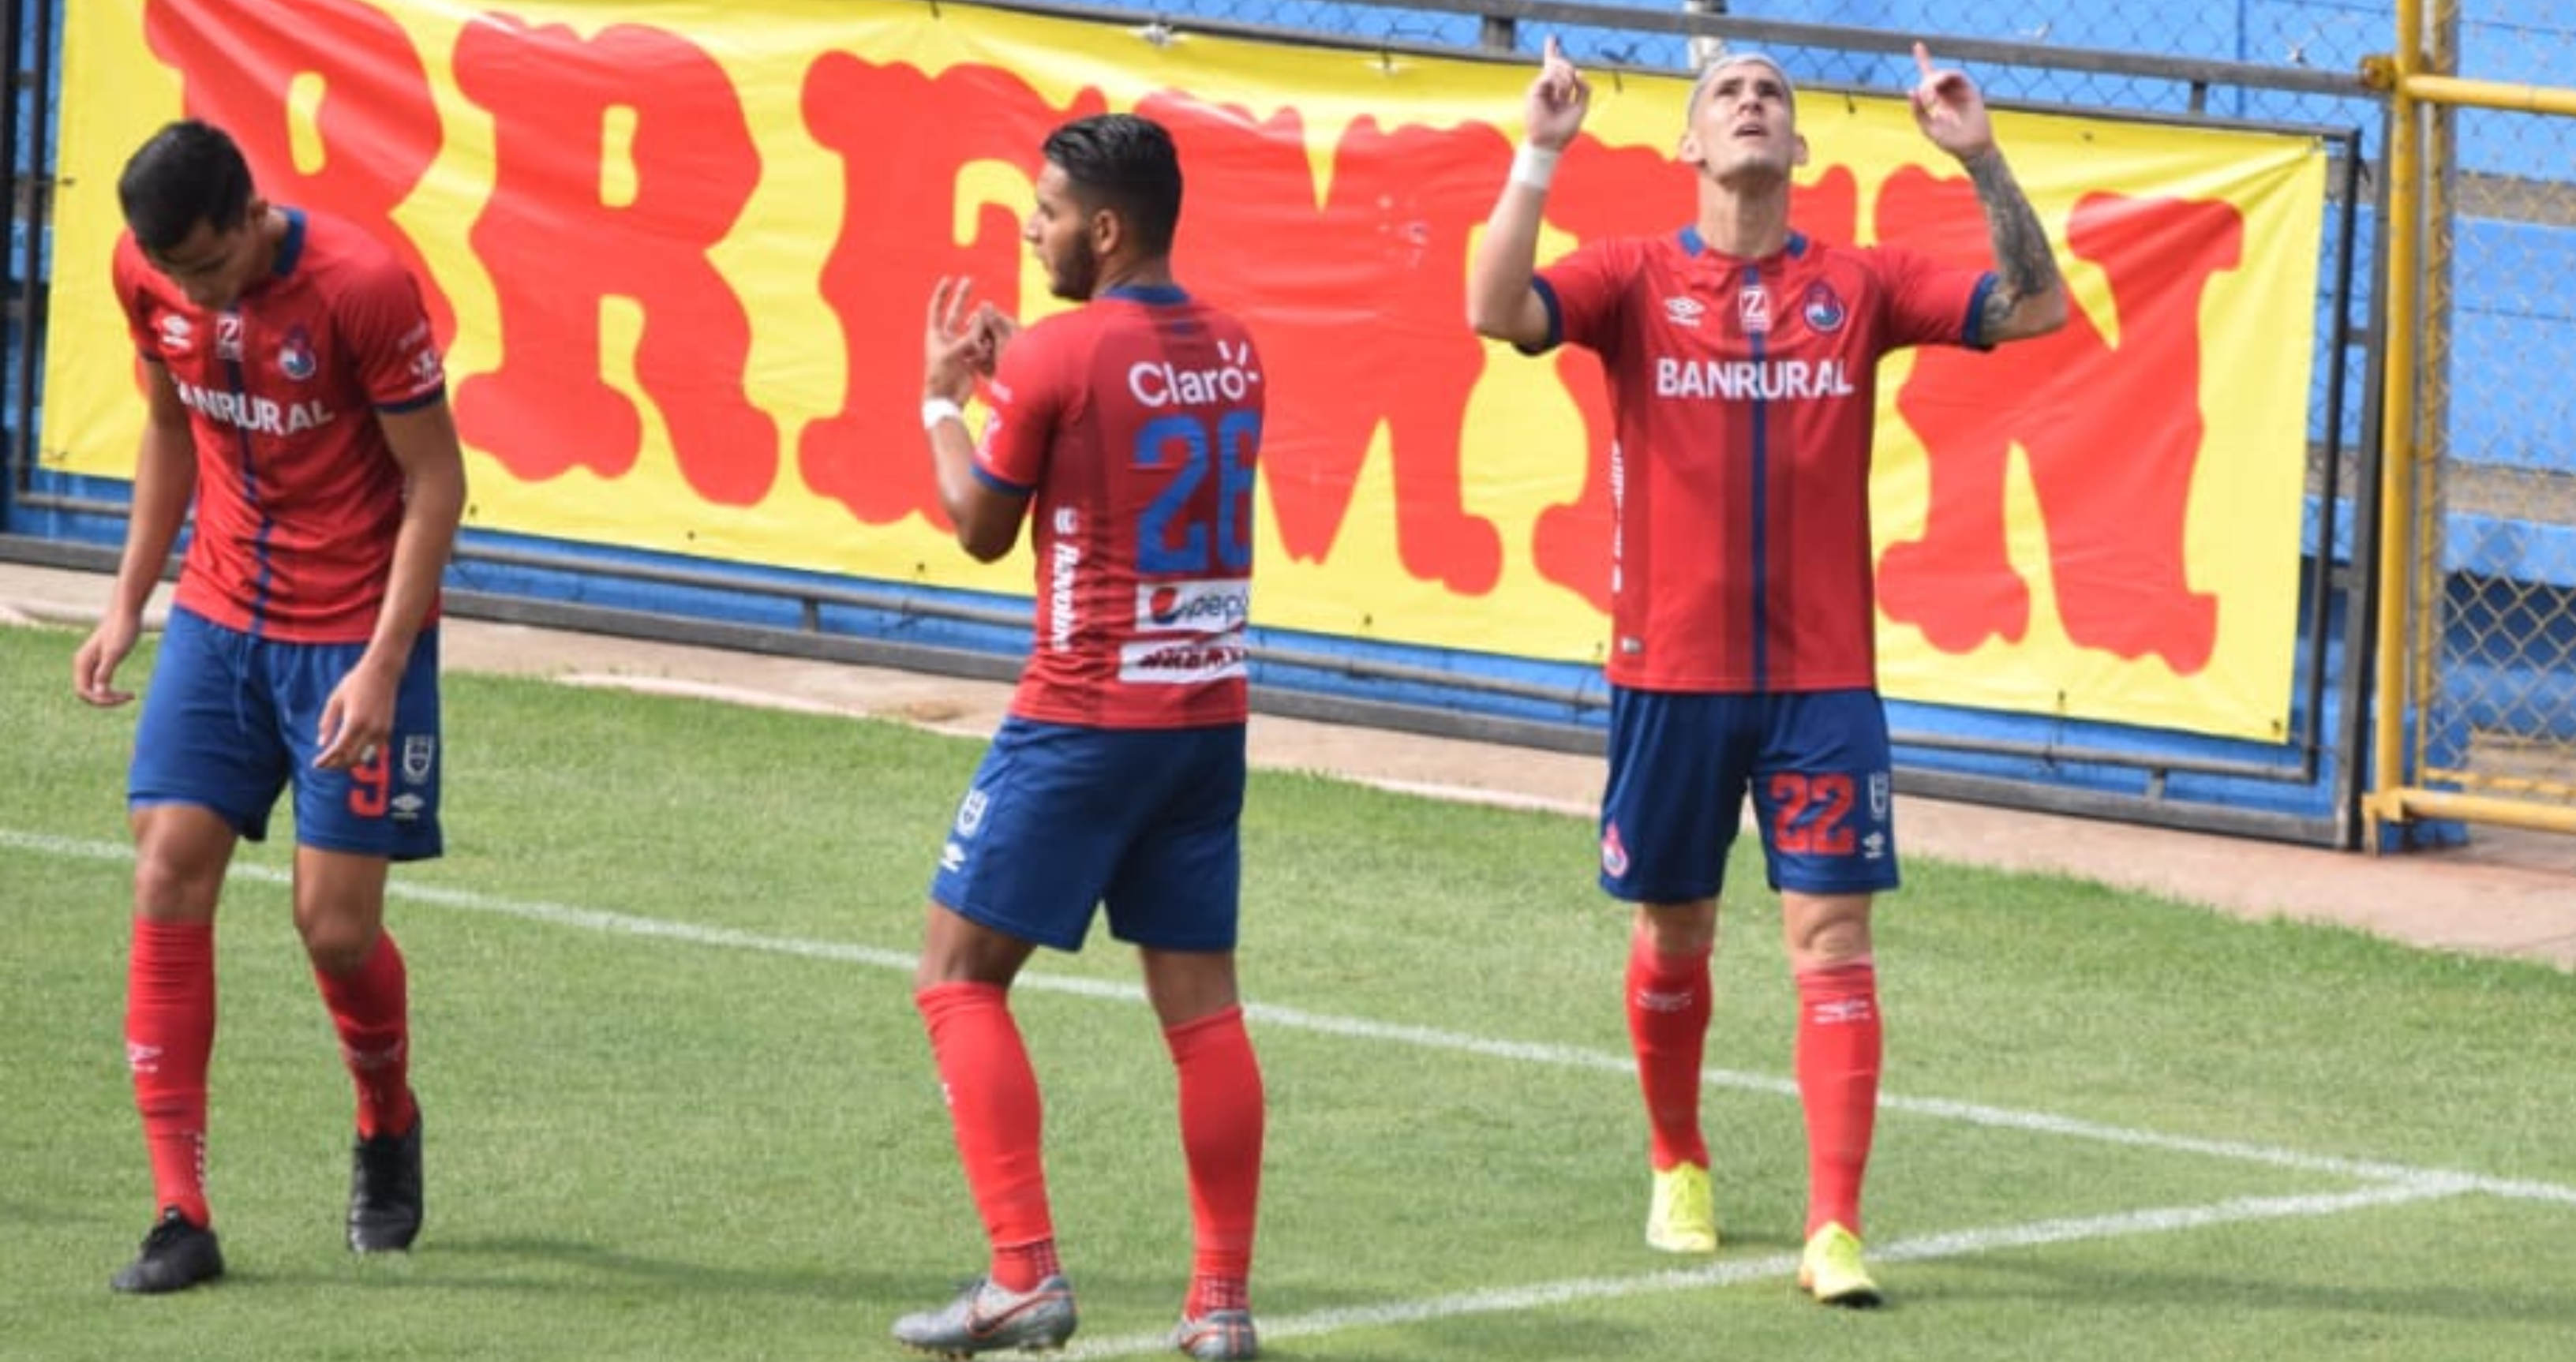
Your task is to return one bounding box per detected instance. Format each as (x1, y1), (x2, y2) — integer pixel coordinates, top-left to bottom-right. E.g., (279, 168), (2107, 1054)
(1467, 40), (2067, 1304)
(891, 113), (1267, 1361)
(73, 119), (466, 1293)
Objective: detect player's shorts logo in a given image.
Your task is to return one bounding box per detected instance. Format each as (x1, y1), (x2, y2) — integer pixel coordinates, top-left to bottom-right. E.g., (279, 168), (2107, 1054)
(954, 787), (989, 838)
(1600, 823), (1631, 877)
(400, 735), (437, 784)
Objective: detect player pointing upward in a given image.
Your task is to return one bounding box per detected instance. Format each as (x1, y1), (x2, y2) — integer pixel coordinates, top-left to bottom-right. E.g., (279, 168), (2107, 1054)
(1468, 39), (2066, 1304)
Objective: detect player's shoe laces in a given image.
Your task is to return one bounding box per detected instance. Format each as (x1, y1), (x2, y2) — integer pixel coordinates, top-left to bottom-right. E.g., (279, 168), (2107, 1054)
(1797, 1222), (1882, 1308)
(347, 1107), (424, 1253)
(1170, 1308), (1259, 1360)
(1645, 1162), (1718, 1253)
(110, 1207), (225, 1293)
(892, 1274), (1078, 1357)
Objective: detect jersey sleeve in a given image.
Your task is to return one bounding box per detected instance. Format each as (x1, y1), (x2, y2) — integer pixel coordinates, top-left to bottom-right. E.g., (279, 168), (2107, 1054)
(1533, 236), (1640, 357)
(975, 317), (1073, 496)
(1870, 241), (1997, 352)
(111, 234), (163, 358)
(337, 255), (447, 412)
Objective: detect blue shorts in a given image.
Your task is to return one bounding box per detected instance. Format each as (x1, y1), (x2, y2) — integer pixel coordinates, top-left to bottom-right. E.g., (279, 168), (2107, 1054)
(930, 716), (1246, 953)
(1598, 687), (1896, 903)
(129, 605), (444, 861)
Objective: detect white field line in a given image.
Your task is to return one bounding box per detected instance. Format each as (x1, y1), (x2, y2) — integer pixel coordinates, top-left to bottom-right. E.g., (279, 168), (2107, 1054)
(13, 824), (2574, 1218)
(1064, 1179), (2473, 1358)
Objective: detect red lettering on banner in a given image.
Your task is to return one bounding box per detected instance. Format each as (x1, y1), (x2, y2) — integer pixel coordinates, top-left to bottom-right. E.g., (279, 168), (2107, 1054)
(1154, 98), (1506, 593)
(451, 16), (775, 504)
(140, 0), (451, 341)
(799, 56), (1104, 527)
(1878, 173), (2234, 672)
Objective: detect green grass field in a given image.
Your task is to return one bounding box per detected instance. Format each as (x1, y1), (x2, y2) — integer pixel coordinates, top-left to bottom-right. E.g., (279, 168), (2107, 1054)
(3, 620), (2571, 1361)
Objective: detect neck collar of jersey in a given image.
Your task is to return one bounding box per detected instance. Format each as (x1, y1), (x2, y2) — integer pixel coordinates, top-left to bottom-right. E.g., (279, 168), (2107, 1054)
(1677, 226), (1808, 263)
(1101, 283), (1187, 305)
(271, 208), (309, 279)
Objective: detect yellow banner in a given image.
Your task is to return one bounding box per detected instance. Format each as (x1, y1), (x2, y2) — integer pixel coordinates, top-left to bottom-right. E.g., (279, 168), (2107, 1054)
(47, 0), (2323, 739)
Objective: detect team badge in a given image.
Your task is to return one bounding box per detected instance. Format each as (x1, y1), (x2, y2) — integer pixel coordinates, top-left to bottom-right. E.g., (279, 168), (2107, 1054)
(1802, 282), (1848, 334)
(1600, 823), (1631, 878)
(278, 325), (318, 380)
(401, 735), (438, 784)
(954, 787), (988, 837)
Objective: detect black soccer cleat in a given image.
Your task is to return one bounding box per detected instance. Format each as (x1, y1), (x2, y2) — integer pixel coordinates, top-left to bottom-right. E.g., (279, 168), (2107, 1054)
(346, 1107), (424, 1253)
(110, 1207), (226, 1294)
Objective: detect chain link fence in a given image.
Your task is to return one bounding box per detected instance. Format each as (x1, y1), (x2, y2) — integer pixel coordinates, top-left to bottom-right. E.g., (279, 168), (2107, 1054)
(2394, 3), (2576, 833)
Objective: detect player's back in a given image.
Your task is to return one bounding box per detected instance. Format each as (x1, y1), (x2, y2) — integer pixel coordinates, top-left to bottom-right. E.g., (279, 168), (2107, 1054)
(979, 286), (1264, 729)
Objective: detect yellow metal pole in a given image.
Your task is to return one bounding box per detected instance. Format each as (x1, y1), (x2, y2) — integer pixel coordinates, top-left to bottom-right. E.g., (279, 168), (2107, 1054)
(2366, 0), (2425, 847)
(2402, 71), (2576, 117)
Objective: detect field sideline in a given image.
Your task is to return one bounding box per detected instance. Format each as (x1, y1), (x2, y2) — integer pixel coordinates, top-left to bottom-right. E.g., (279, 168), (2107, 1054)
(5, 618), (2573, 1361)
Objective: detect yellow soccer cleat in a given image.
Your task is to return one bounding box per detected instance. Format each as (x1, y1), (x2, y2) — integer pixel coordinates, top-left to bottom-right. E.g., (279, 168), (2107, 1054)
(1797, 1222), (1883, 1308)
(1644, 1162), (1718, 1254)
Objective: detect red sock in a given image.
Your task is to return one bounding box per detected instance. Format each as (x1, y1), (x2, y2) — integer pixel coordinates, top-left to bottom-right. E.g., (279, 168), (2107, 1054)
(1795, 962), (1883, 1237)
(316, 931), (416, 1138)
(1627, 930), (1712, 1171)
(1166, 1005), (1263, 1317)
(915, 982), (1055, 1291)
(127, 918), (217, 1226)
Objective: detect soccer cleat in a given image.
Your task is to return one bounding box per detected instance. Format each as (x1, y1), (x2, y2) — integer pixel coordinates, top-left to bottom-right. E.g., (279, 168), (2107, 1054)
(1170, 1308), (1258, 1360)
(1644, 1162), (1718, 1253)
(892, 1274), (1078, 1357)
(347, 1109), (424, 1253)
(110, 1207), (225, 1293)
(1797, 1222), (1883, 1308)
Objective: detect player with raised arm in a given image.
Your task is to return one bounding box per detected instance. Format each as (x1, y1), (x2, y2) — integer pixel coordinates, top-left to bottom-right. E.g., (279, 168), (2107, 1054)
(76, 118), (466, 1293)
(891, 112), (1268, 1361)
(1467, 39), (2066, 1305)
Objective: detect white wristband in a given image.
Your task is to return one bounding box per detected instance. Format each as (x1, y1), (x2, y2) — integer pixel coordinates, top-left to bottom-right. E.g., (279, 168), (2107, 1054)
(1510, 143), (1561, 192)
(921, 397), (964, 432)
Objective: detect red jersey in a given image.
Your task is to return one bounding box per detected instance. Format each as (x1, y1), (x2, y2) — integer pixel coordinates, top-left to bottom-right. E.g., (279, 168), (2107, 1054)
(1537, 229), (1990, 692)
(975, 284), (1264, 728)
(115, 208), (447, 643)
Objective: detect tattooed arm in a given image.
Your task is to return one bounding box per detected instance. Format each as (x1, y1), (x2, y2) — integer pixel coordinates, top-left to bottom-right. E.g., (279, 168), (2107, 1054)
(1905, 40), (2068, 344)
(1960, 146), (2068, 343)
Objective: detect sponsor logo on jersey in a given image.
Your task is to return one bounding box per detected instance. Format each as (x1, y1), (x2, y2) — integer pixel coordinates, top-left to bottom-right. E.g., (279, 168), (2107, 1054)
(1802, 281), (1848, 334)
(1136, 578), (1250, 634)
(279, 325), (318, 380)
(215, 313), (245, 361)
(1129, 336), (1261, 408)
(1736, 283), (1773, 335)
(1653, 356), (1855, 402)
(170, 376), (339, 436)
(1048, 540), (1081, 653)
(1662, 296), (1707, 328)
(156, 313), (196, 355)
(1116, 637), (1247, 685)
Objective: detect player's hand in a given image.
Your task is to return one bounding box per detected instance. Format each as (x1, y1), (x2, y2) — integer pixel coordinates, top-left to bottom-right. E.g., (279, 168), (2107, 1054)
(72, 614), (140, 707)
(1908, 41), (1996, 162)
(925, 276), (1001, 402)
(1523, 36), (1591, 151)
(314, 662), (397, 773)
